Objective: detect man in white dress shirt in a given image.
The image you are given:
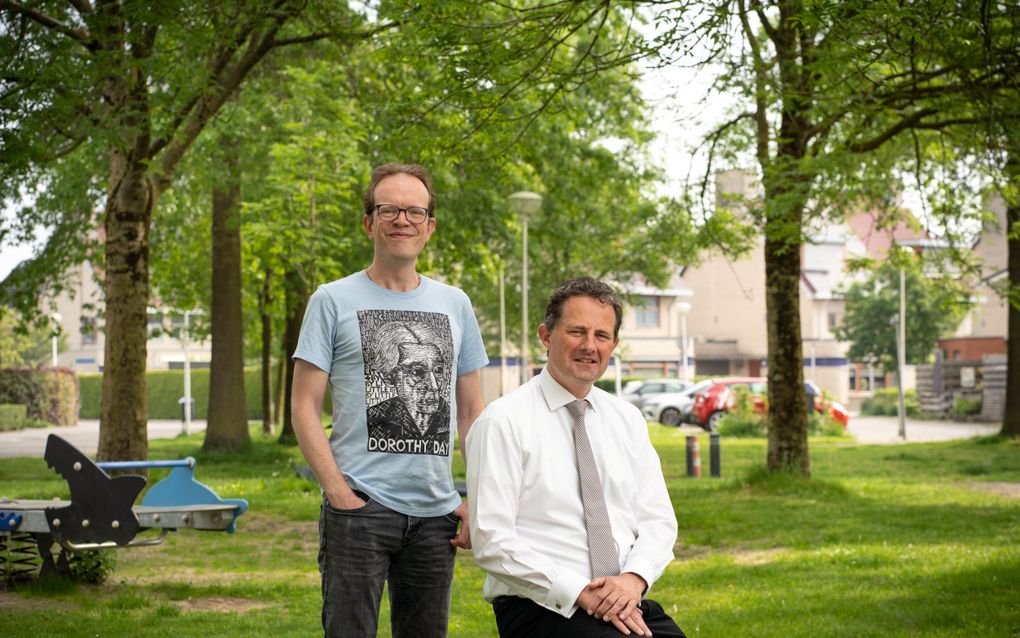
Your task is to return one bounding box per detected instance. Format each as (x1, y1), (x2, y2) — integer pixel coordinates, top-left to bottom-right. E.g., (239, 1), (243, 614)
(466, 277), (685, 637)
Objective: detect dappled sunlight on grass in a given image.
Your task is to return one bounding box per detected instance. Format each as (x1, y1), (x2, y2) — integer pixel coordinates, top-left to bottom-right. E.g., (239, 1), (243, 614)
(1, 424), (1018, 636)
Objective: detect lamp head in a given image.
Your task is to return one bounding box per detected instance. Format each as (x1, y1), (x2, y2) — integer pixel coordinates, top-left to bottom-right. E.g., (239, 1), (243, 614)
(508, 191), (543, 219)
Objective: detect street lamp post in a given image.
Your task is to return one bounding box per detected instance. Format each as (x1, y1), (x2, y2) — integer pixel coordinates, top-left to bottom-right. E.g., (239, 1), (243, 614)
(182, 310), (193, 436)
(896, 266), (907, 440)
(674, 301), (691, 381)
(508, 191), (542, 385)
(50, 312), (62, 367)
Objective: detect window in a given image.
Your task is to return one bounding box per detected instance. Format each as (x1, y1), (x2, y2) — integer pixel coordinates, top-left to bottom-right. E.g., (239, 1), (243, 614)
(81, 316), (98, 346)
(634, 296), (660, 327)
(147, 311), (165, 338)
(828, 312), (838, 328)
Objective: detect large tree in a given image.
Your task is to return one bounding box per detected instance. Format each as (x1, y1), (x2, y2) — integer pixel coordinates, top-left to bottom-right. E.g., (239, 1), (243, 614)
(153, 5), (721, 445)
(376, 1), (941, 474)
(632, 0), (1020, 471)
(856, 3), (1020, 437)
(942, 5), (1020, 438)
(0, 1), (375, 460)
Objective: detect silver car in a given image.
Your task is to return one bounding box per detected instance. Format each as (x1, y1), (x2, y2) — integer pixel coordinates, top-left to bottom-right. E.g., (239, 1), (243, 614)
(621, 379), (692, 412)
(642, 379), (715, 427)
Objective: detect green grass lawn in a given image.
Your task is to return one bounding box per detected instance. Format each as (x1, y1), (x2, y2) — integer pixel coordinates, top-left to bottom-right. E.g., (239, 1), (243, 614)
(1, 425), (1019, 637)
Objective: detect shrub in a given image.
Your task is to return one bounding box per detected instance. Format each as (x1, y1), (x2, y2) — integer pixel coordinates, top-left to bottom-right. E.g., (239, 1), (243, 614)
(860, 387), (919, 417)
(718, 386), (768, 437)
(66, 550), (117, 584)
(718, 412), (768, 437)
(0, 403), (26, 431)
(0, 368), (78, 426)
(593, 377), (643, 393)
(80, 367), (267, 420)
(808, 412), (848, 437)
(952, 397), (981, 417)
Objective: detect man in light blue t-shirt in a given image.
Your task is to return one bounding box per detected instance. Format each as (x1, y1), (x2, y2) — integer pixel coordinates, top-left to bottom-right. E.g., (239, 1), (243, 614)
(291, 163), (488, 638)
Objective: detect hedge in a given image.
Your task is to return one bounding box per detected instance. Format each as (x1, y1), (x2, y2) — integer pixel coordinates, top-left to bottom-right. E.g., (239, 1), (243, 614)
(79, 367), (268, 420)
(860, 387), (920, 417)
(0, 368), (78, 426)
(593, 377), (645, 393)
(0, 403), (27, 431)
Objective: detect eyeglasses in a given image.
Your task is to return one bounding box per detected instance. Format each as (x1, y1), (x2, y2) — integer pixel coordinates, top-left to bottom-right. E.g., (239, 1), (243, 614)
(373, 204), (430, 224)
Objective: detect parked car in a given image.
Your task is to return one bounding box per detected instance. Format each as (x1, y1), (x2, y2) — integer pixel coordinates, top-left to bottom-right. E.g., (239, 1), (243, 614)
(621, 378), (692, 412)
(691, 377), (768, 431)
(690, 377), (849, 431)
(806, 380), (850, 428)
(642, 379), (715, 427)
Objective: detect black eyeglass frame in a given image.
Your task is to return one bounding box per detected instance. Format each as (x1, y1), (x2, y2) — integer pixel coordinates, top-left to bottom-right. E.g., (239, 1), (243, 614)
(373, 204), (432, 224)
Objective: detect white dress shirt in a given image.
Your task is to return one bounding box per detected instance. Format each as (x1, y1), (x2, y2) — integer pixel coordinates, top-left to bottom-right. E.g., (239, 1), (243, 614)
(466, 368), (678, 618)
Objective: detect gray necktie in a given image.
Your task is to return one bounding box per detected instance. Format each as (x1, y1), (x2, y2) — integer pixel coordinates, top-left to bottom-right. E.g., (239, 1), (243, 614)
(566, 399), (620, 578)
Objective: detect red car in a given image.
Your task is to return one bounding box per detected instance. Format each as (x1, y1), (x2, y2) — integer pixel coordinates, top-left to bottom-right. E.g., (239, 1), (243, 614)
(691, 377), (768, 431)
(692, 377), (849, 431)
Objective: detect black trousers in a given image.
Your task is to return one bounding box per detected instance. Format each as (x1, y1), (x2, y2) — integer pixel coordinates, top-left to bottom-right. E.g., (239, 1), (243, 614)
(493, 595), (687, 638)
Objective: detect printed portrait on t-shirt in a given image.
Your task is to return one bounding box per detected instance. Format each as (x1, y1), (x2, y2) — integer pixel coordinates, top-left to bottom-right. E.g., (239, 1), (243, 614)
(358, 310), (454, 456)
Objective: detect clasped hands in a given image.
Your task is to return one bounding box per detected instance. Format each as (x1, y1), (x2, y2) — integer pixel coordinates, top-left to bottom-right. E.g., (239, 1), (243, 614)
(576, 572), (651, 636)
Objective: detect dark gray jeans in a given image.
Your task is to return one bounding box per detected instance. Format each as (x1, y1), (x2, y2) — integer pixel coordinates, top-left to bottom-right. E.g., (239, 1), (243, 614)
(318, 494), (459, 638)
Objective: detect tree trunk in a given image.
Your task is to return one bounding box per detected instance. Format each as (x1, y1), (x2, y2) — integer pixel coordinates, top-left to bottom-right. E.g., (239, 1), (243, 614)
(275, 342), (286, 428)
(98, 164), (154, 462)
(204, 142), (249, 451)
(260, 270), (274, 435)
(278, 269), (307, 444)
(98, 59), (154, 463)
(764, 229), (810, 473)
(761, 4), (811, 474)
(1002, 145), (1020, 438)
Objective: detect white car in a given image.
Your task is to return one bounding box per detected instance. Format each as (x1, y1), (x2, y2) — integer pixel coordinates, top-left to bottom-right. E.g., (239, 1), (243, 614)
(642, 379), (715, 427)
(621, 379), (692, 412)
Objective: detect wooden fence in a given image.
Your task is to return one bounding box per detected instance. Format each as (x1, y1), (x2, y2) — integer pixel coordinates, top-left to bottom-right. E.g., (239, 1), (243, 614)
(915, 354), (1005, 421)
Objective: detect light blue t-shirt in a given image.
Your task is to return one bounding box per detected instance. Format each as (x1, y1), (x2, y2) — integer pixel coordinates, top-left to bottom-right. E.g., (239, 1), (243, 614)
(293, 271), (488, 517)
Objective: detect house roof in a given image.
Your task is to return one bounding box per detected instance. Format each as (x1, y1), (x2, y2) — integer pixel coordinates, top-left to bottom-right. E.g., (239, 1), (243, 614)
(846, 210), (929, 259)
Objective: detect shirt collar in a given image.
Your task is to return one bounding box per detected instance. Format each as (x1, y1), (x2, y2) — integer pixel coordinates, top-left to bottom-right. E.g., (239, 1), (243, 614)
(537, 367), (600, 414)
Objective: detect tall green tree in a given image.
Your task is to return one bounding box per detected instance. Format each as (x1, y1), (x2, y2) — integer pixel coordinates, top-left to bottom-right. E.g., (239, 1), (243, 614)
(371, 1), (723, 361)
(631, 0), (1017, 472)
(0, 2), (376, 460)
(204, 132), (248, 451)
(931, 5), (1020, 438)
(834, 253), (972, 373)
(170, 2), (719, 447)
(851, 2), (1020, 437)
(1003, 142), (1020, 438)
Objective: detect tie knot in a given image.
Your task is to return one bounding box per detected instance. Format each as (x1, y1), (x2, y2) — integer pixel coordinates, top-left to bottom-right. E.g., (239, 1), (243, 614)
(566, 399), (589, 421)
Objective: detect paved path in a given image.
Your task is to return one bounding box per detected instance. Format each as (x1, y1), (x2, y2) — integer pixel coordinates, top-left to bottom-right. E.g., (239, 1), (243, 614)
(0, 415), (1002, 460)
(670, 415), (999, 444)
(846, 415), (999, 443)
(0, 419), (207, 459)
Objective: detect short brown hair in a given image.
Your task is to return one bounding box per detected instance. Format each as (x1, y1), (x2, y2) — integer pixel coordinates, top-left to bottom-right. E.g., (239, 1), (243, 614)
(543, 277), (623, 340)
(363, 163), (436, 216)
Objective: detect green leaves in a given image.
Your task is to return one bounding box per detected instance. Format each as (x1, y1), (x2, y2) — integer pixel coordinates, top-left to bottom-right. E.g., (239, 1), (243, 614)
(834, 253), (973, 372)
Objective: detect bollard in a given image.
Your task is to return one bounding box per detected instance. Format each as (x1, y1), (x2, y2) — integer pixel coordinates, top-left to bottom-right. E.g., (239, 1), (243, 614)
(709, 431), (721, 477)
(685, 435), (701, 478)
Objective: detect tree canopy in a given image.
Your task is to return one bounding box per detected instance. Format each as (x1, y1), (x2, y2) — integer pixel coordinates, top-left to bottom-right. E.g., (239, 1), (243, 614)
(834, 253), (973, 373)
